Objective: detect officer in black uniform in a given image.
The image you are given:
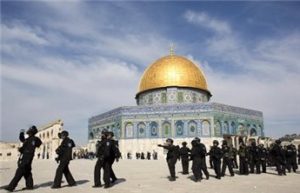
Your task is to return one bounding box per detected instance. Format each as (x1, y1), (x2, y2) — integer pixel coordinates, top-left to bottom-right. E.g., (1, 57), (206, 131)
(238, 142), (249, 175)
(93, 131), (107, 188)
(230, 145), (238, 169)
(221, 140), (234, 177)
(107, 131), (121, 183)
(208, 140), (222, 179)
(270, 140), (286, 176)
(259, 144), (268, 173)
(298, 144), (300, 164)
(195, 137), (209, 180)
(5, 126), (42, 192)
(52, 131), (76, 188)
(286, 144), (298, 173)
(179, 141), (190, 175)
(249, 141), (261, 174)
(190, 139), (202, 182)
(158, 138), (179, 181)
(208, 146), (214, 169)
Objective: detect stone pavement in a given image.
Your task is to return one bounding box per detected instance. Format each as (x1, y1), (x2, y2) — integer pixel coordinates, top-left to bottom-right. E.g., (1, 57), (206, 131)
(0, 159), (299, 193)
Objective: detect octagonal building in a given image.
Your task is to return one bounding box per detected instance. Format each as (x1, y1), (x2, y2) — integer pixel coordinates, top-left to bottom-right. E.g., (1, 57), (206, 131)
(87, 53), (264, 158)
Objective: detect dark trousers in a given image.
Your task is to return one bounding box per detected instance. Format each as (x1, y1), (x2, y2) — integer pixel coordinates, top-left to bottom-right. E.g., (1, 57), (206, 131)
(286, 157), (297, 172)
(94, 158), (104, 186)
(261, 159), (267, 173)
(212, 159), (221, 178)
(239, 157), (249, 175)
(221, 157), (234, 176)
(53, 161), (75, 187)
(181, 157), (189, 174)
(7, 161), (33, 191)
(103, 160), (111, 186)
(200, 158), (209, 179)
(167, 158), (177, 178)
(209, 157), (214, 168)
(274, 159), (286, 175)
(109, 159), (117, 181)
(192, 157), (201, 180)
(250, 159), (261, 174)
(232, 156), (238, 168)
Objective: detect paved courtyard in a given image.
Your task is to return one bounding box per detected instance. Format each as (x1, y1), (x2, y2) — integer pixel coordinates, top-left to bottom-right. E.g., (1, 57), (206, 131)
(0, 159), (299, 193)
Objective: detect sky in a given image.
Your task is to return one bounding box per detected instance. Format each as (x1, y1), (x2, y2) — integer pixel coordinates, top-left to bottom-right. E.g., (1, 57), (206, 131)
(1, 1), (300, 145)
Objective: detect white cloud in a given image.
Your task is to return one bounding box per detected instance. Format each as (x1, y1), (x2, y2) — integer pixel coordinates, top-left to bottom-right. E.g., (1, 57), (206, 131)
(184, 10), (232, 34)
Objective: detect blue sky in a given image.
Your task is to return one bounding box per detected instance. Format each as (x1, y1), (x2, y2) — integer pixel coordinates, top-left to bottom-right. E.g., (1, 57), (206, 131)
(1, 1), (300, 145)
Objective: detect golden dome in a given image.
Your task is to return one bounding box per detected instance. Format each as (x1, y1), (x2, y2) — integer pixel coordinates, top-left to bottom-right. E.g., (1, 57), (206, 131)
(137, 55), (210, 95)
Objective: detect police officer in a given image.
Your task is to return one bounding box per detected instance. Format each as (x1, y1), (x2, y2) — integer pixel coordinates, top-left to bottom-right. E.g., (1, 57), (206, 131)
(221, 140), (234, 177)
(195, 137), (209, 180)
(179, 141), (190, 175)
(270, 140), (286, 176)
(93, 131), (107, 188)
(238, 142), (249, 175)
(249, 141), (261, 174)
(106, 131), (121, 183)
(190, 139), (202, 182)
(52, 131), (76, 188)
(259, 144), (268, 173)
(158, 138), (179, 181)
(208, 140), (222, 179)
(5, 126), (42, 192)
(230, 145), (238, 169)
(286, 144), (298, 173)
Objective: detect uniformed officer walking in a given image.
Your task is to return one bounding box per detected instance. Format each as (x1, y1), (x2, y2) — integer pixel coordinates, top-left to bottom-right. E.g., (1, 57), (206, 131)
(270, 140), (286, 176)
(179, 141), (190, 175)
(259, 144), (268, 173)
(5, 126), (42, 192)
(52, 131), (76, 188)
(106, 131), (121, 183)
(93, 131), (107, 188)
(190, 139), (202, 182)
(221, 140), (234, 177)
(158, 138), (179, 181)
(249, 142), (261, 174)
(238, 142), (249, 175)
(208, 140), (222, 179)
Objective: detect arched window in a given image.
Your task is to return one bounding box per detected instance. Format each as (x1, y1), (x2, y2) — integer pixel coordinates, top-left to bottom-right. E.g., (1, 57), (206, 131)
(231, 122), (236, 134)
(237, 124), (247, 135)
(214, 121), (222, 136)
(162, 121), (171, 138)
(150, 122), (158, 137)
(250, 128), (257, 136)
(202, 120), (210, 136)
(89, 132), (94, 139)
(223, 121), (229, 134)
(125, 122), (134, 138)
(175, 120), (184, 136)
(188, 120), (197, 136)
(137, 122), (146, 138)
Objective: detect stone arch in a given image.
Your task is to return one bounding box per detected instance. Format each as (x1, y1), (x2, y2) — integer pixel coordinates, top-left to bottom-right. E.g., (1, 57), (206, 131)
(175, 120), (184, 136)
(250, 128), (257, 136)
(201, 120), (210, 136)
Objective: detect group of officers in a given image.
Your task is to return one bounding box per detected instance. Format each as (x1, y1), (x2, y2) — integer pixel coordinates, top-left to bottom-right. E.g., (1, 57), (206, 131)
(4, 126), (120, 192)
(158, 137), (299, 182)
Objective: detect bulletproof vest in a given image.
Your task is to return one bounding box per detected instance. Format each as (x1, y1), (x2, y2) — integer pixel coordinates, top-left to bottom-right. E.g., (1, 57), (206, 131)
(167, 145), (179, 160)
(222, 145), (230, 158)
(19, 136), (42, 157)
(179, 147), (189, 157)
(239, 147), (247, 157)
(58, 137), (75, 161)
(211, 146), (222, 160)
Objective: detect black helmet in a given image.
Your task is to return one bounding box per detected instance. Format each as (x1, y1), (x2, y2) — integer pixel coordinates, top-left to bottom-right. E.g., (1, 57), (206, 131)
(222, 140), (228, 145)
(182, 141), (187, 146)
(194, 137), (200, 143)
(251, 141), (256, 146)
(166, 138), (174, 143)
(275, 139), (281, 144)
(108, 131), (114, 137)
(27, 125), (38, 135)
(213, 140), (219, 145)
(61, 130), (69, 137)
